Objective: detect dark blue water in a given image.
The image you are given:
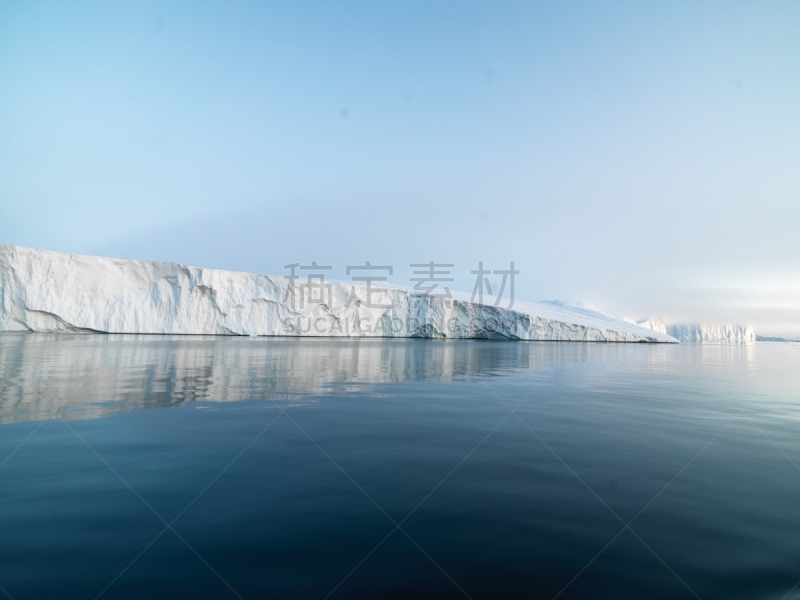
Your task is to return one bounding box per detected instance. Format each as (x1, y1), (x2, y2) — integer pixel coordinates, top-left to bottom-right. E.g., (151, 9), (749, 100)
(1, 335), (799, 599)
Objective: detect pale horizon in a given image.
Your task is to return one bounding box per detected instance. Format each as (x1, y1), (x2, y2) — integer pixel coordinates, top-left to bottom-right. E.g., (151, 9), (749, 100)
(2, 0), (799, 336)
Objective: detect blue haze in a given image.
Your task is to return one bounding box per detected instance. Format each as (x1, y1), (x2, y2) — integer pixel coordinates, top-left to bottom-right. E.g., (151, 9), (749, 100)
(1, 0), (799, 335)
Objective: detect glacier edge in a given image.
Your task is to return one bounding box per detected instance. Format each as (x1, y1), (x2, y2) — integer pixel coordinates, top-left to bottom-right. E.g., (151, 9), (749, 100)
(0, 245), (678, 343)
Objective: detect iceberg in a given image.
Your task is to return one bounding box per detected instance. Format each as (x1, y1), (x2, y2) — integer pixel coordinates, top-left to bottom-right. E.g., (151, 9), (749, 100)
(633, 317), (755, 344)
(666, 323), (755, 344)
(0, 245), (677, 342)
(631, 317), (667, 335)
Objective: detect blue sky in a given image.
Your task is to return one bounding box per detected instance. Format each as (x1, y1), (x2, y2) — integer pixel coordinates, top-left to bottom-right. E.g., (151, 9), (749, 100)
(2, 0), (799, 335)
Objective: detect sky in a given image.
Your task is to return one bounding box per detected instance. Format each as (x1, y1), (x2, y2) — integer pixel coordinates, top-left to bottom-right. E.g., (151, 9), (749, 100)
(1, 0), (799, 336)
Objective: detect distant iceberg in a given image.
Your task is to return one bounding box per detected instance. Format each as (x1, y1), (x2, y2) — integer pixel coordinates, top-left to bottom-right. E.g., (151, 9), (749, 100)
(0, 245), (677, 342)
(666, 323), (755, 344)
(633, 317), (667, 335)
(632, 316), (755, 344)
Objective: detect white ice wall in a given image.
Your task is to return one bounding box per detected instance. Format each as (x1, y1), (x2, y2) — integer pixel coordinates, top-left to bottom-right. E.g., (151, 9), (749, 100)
(666, 323), (756, 344)
(0, 245), (677, 343)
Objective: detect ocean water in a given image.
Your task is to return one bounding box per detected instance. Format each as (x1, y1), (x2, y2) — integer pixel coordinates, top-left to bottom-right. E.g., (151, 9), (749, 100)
(0, 335), (799, 600)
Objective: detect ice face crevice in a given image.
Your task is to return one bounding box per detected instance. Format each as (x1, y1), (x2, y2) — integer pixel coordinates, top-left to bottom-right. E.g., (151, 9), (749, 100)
(0, 245), (677, 343)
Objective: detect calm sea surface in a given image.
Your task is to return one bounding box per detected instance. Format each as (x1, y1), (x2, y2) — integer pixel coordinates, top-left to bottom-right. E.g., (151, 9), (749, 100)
(1, 334), (799, 600)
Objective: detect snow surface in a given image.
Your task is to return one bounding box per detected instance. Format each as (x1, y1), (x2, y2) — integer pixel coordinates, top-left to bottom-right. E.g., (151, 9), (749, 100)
(0, 245), (677, 342)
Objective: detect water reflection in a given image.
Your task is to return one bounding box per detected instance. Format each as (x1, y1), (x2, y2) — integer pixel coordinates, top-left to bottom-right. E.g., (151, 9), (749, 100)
(0, 335), (548, 423)
(0, 333), (768, 424)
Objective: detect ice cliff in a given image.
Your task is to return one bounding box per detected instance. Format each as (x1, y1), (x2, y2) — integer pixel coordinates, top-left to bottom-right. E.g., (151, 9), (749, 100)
(632, 317), (667, 335)
(632, 316), (755, 344)
(0, 245), (676, 342)
(666, 323), (755, 344)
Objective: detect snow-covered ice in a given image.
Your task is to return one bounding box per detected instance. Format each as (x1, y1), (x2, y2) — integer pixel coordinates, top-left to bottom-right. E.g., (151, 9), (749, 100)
(666, 323), (755, 344)
(0, 245), (677, 342)
(633, 316), (755, 344)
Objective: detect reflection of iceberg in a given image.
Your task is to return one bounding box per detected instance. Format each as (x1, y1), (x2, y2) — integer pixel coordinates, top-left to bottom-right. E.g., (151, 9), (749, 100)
(0, 335), (766, 425)
(0, 245), (675, 342)
(0, 334), (677, 424)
